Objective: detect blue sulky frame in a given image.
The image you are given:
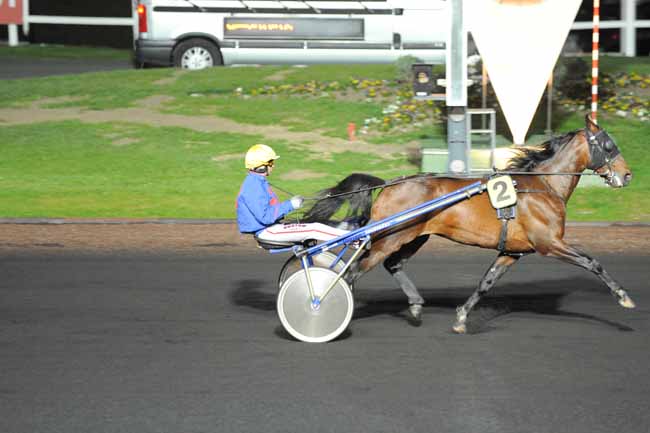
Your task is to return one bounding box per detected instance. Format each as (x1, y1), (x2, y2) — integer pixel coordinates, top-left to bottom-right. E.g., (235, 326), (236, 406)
(270, 181), (487, 309)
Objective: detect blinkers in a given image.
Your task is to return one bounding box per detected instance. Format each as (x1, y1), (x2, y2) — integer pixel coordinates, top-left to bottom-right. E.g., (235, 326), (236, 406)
(585, 128), (620, 170)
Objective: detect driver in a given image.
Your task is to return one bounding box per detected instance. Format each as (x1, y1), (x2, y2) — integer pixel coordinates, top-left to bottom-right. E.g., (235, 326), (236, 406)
(236, 144), (348, 244)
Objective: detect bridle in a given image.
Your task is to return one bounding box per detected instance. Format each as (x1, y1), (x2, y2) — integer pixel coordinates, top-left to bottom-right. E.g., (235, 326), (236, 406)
(584, 127), (621, 186)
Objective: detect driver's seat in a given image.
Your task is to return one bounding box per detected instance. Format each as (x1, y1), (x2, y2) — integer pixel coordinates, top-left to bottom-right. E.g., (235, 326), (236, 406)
(253, 234), (316, 250)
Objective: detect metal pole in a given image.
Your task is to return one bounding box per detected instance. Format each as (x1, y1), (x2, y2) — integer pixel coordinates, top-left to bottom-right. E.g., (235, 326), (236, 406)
(300, 255), (316, 302)
(546, 73), (553, 138)
(22, 0), (30, 36)
(621, 0), (636, 56)
(446, 0), (469, 174)
(591, 0), (600, 123)
(8, 24), (18, 46)
(132, 0), (139, 46)
(481, 62), (487, 130)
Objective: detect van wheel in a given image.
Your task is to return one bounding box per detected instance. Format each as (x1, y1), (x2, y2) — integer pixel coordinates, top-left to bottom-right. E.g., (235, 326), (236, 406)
(172, 38), (222, 70)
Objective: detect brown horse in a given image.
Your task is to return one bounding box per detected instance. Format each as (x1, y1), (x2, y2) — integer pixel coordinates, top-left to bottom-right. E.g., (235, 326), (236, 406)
(304, 115), (634, 333)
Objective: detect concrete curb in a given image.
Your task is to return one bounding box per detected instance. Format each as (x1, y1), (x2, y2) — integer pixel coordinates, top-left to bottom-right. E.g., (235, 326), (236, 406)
(0, 218), (649, 227)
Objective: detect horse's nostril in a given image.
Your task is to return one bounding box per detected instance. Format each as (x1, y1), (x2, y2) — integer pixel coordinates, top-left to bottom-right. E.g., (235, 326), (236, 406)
(624, 173), (632, 184)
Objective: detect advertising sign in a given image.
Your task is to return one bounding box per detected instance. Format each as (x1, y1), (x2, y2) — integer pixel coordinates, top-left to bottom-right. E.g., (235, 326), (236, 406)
(0, 0), (23, 25)
(224, 17), (364, 40)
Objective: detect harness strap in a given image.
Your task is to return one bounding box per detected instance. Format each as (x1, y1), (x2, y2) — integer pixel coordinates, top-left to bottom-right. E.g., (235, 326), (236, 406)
(495, 205), (517, 253)
(498, 219), (509, 252)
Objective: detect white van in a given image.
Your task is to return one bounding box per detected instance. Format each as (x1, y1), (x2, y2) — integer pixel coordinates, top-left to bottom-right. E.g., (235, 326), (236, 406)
(135, 0), (448, 69)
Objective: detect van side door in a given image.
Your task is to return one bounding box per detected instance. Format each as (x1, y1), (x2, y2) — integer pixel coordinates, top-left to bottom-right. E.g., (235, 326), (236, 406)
(393, 0), (447, 63)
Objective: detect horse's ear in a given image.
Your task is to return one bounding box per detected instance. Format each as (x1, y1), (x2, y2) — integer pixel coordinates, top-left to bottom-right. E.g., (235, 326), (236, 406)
(585, 114), (600, 133)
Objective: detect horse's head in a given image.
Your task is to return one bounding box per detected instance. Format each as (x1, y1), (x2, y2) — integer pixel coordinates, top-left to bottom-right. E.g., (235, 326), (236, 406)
(584, 115), (632, 188)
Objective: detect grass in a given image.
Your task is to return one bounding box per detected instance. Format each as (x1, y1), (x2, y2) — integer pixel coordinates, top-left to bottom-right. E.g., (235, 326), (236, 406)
(0, 68), (173, 109)
(597, 55), (650, 75)
(167, 94), (385, 138)
(556, 113), (650, 222)
(0, 54), (648, 221)
(0, 121), (412, 218)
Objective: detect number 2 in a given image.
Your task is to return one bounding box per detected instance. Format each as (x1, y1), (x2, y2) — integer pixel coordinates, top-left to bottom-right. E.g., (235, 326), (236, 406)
(492, 180), (511, 204)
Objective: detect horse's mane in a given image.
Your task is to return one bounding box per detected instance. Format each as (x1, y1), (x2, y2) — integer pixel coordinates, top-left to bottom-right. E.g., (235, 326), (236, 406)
(506, 130), (579, 172)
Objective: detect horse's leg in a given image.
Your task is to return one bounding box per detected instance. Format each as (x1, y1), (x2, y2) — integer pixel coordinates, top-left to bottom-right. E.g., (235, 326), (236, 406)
(383, 235), (430, 326)
(543, 241), (635, 309)
(453, 253), (521, 334)
(346, 229), (420, 288)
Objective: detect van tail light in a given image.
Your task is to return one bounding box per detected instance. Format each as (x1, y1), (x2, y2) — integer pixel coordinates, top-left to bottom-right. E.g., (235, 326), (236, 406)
(137, 4), (148, 33)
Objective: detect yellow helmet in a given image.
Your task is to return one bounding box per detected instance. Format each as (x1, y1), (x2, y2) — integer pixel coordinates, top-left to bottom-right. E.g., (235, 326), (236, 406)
(245, 144), (279, 170)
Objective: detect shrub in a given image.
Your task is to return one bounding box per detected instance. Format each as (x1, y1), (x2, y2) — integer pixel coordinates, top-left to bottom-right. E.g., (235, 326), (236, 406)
(395, 55), (423, 83)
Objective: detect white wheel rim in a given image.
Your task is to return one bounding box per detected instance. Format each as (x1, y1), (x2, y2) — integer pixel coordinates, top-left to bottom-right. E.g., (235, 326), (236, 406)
(181, 47), (214, 70)
(277, 268), (353, 343)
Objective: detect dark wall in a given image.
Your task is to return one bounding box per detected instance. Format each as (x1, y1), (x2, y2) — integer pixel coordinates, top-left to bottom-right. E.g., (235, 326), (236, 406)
(30, 0), (133, 17)
(2, 0), (134, 48)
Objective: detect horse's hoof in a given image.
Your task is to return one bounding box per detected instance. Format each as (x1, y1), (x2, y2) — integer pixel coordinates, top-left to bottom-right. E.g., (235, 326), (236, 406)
(619, 293), (636, 309)
(407, 304), (423, 327)
(452, 322), (467, 334)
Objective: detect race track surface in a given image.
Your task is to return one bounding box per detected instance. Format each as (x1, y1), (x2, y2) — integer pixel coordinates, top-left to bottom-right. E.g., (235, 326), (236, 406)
(1, 249), (648, 433)
(0, 57), (133, 80)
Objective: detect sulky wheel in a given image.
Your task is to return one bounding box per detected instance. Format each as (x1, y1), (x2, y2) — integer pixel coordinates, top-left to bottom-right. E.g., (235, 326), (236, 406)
(277, 251), (346, 289)
(277, 267), (354, 343)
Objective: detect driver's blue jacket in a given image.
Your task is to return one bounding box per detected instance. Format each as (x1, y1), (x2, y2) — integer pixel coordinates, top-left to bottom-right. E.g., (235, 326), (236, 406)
(236, 172), (294, 234)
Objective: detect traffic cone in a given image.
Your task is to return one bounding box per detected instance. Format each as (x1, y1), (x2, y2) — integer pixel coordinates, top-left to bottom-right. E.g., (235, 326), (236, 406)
(347, 122), (356, 141)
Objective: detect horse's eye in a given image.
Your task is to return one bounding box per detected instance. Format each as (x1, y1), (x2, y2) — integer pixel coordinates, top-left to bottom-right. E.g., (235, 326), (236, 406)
(604, 140), (614, 152)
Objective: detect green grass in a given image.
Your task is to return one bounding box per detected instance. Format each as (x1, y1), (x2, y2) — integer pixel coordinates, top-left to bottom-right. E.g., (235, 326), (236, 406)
(0, 121), (412, 218)
(0, 56), (648, 221)
(166, 94), (385, 138)
(0, 64), (397, 124)
(1, 114), (645, 220)
(0, 68), (174, 109)
(598, 55), (650, 75)
(556, 113), (650, 222)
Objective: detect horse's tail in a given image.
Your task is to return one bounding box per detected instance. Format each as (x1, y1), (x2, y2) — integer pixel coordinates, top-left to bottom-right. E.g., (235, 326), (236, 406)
(302, 173), (385, 226)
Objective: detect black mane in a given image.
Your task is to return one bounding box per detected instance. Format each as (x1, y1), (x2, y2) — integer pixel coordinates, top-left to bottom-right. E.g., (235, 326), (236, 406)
(506, 131), (579, 172)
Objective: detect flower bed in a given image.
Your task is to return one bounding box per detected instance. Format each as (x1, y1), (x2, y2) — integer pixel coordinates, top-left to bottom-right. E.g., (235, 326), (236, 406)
(235, 77), (445, 134)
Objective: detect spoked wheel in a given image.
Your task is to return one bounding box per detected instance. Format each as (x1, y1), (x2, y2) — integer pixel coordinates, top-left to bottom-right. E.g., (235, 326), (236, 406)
(172, 38), (222, 70)
(277, 268), (354, 343)
(277, 251), (346, 289)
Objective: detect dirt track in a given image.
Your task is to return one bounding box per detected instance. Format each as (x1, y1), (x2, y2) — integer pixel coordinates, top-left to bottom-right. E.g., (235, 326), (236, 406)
(1, 222), (648, 255)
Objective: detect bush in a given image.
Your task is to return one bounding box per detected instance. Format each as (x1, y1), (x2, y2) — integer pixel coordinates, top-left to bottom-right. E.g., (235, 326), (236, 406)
(395, 55), (423, 83)
(554, 57), (613, 102)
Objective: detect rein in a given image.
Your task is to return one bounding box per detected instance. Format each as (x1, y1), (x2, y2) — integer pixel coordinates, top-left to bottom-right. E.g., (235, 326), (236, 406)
(272, 126), (617, 200)
(271, 175), (420, 201)
(271, 169), (604, 201)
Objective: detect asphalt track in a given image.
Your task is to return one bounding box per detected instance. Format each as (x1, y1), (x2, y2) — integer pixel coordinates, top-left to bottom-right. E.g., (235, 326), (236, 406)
(1, 249), (648, 433)
(0, 57), (133, 80)
(3, 52), (648, 433)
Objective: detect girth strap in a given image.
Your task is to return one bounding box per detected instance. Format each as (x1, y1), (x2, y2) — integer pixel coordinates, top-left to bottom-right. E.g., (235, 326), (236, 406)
(496, 205), (517, 252)
(498, 219), (509, 252)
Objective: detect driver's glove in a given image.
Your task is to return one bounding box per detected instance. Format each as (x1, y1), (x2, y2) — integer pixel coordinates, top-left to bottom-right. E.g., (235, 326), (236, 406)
(290, 195), (304, 210)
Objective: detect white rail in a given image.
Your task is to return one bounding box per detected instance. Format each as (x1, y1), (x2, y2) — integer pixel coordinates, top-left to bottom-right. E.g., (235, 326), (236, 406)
(26, 16), (135, 26)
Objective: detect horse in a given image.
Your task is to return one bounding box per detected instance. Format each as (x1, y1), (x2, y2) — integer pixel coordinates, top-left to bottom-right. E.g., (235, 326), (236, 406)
(302, 115), (634, 333)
